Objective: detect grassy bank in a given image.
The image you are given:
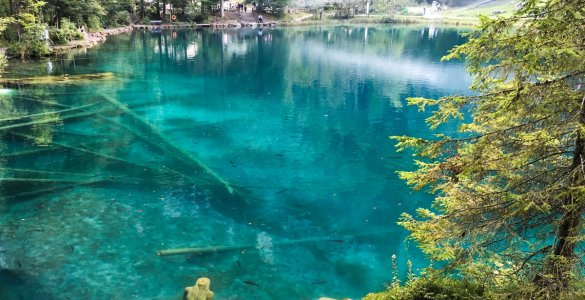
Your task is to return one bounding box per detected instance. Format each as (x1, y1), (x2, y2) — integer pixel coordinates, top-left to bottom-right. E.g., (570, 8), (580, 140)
(279, 14), (478, 27)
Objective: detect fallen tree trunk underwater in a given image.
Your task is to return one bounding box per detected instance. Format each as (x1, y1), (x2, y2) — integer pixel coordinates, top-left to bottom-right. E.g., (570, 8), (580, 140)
(2, 147), (58, 158)
(10, 131), (166, 173)
(12, 96), (70, 108)
(9, 131), (215, 188)
(4, 177), (114, 201)
(3, 105), (222, 189)
(100, 94), (235, 194)
(0, 106), (114, 132)
(1, 167), (96, 177)
(0, 73), (116, 86)
(3, 92), (235, 195)
(93, 115), (221, 187)
(0, 102), (99, 123)
(157, 230), (394, 257)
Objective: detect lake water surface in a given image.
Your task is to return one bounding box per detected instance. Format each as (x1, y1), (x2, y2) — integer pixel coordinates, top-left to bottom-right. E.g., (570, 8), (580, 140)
(0, 25), (470, 299)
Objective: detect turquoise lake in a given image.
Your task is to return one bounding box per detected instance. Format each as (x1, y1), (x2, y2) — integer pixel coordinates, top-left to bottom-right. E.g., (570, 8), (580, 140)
(0, 25), (471, 299)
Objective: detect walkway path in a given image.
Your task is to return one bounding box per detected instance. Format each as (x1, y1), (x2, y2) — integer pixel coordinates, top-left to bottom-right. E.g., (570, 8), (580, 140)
(224, 11), (275, 25)
(239, 11), (259, 23)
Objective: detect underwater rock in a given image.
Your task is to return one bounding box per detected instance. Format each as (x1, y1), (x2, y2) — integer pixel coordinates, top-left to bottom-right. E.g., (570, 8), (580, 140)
(184, 277), (214, 300)
(256, 231), (274, 264)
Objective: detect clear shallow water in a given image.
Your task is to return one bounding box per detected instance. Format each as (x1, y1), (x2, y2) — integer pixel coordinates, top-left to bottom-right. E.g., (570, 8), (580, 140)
(0, 25), (470, 299)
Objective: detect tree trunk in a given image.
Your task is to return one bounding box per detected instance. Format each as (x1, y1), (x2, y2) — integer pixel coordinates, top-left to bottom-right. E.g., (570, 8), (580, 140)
(140, 0), (145, 19)
(366, 1), (370, 17)
(542, 96), (585, 292)
(555, 135), (584, 259)
(219, 0), (224, 18)
(163, 1), (167, 23)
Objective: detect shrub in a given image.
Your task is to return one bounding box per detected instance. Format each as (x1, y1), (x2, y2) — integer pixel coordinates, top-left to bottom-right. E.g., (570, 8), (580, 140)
(7, 40), (49, 58)
(87, 15), (102, 30)
(113, 11), (131, 26)
(48, 28), (67, 44)
(0, 52), (7, 70)
(70, 31), (84, 40)
(49, 26), (85, 45)
(192, 15), (209, 23)
(60, 18), (76, 31)
(6, 24), (49, 58)
(141, 16), (150, 25)
(364, 275), (485, 300)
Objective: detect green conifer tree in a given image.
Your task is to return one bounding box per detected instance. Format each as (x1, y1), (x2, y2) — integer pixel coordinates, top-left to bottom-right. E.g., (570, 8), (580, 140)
(394, 0), (585, 297)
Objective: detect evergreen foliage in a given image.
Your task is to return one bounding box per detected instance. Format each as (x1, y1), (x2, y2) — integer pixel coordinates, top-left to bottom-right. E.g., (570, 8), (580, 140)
(392, 0), (585, 298)
(365, 274), (486, 300)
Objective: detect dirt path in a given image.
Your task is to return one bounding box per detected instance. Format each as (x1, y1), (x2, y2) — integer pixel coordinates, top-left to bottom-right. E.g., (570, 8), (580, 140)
(239, 11), (258, 23)
(222, 11), (275, 24)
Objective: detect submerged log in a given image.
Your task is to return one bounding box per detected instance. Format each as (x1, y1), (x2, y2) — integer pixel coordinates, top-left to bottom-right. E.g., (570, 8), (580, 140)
(0, 72), (115, 86)
(0, 102), (99, 123)
(0, 178), (103, 183)
(93, 115), (219, 187)
(0, 106), (112, 131)
(1, 167), (95, 177)
(2, 147), (58, 158)
(101, 94), (234, 194)
(157, 230), (393, 257)
(158, 237), (343, 257)
(157, 244), (252, 256)
(9, 131), (211, 186)
(10, 131), (157, 171)
(12, 96), (70, 108)
(3, 178), (110, 201)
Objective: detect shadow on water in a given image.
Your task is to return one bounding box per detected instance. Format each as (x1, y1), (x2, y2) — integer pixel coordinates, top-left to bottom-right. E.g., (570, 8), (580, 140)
(0, 269), (54, 300)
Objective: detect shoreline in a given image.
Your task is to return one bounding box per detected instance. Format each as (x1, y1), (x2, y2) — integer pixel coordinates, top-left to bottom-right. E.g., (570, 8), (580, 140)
(50, 26), (134, 54)
(49, 15), (477, 55)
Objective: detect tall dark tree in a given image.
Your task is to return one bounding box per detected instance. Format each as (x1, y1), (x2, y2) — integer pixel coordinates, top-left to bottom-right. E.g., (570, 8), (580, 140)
(140, 0), (145, 19)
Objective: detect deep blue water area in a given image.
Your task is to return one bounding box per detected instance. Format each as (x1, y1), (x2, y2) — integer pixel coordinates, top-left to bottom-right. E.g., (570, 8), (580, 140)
(0, 25), (471, 299)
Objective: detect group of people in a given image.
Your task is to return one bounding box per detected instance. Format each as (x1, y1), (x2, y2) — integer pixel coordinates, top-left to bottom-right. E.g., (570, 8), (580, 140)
(228, 2), (259, 13)
(234, 2), (247, 12)
(422, 1), (442, 18)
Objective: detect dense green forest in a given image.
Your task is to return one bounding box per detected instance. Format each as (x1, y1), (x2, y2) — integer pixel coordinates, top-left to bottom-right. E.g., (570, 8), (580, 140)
(0, 0), (419, 58)
(367, 0), (585, 299)
(0, 0), (227, 58)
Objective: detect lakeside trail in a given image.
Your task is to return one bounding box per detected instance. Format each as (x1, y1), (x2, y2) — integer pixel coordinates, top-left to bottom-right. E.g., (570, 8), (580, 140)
(50, 12), (275, 54)
(48, 11), (474, 54)
(220, 11), (276, 25)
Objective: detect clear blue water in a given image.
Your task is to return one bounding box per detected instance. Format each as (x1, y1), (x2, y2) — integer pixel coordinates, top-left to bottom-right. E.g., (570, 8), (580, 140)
(0, 25), (471, 299)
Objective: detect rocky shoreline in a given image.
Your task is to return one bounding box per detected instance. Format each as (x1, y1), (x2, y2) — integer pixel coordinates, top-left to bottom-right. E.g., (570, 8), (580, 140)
(50, 26), (133, 53)
(48, 15), (454, 55)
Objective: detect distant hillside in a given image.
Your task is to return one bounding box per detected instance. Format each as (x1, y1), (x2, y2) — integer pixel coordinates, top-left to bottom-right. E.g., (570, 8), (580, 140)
(439, 0), (493, 7)
(444, 0), (518, 18)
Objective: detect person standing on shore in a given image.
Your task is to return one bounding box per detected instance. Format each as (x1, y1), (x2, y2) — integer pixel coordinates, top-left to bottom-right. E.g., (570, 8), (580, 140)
(43, 27), (50, 46)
